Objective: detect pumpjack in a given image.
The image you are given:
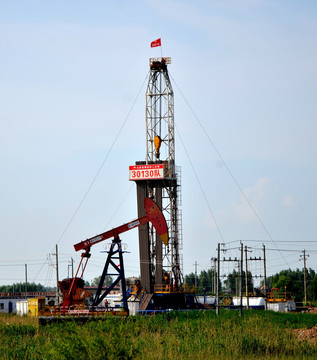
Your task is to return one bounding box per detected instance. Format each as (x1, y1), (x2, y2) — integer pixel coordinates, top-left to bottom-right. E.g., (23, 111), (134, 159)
(55, 198), (168, 315)
(28, 197), (169, 325)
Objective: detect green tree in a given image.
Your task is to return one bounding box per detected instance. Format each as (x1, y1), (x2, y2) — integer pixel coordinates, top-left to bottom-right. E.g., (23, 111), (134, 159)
(199, 270), (211, 290)
(185, 269), (219, 293)
(266, 268), (317, 302)
(224, 269), (253, 295)
(91, 275), (113, 287)
(184, 272), (195, 287)
(0, 282), (51, 293)
(307, 276), (317, 301)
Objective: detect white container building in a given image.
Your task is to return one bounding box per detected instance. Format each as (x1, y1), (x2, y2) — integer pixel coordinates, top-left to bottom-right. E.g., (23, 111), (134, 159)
(0, 298), (27, 314)
(16, 300), (28, 316)
(232, 297), (265, 309)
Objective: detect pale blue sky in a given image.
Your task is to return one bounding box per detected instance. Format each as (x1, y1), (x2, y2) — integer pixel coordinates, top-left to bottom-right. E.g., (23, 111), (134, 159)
(1, 0), (316, 287)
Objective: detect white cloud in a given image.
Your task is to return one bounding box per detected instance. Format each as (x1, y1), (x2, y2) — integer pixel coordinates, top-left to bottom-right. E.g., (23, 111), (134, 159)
(282, 195), (293, 208)
(232, 178), (269, 223)
(202, 178), (270, 229)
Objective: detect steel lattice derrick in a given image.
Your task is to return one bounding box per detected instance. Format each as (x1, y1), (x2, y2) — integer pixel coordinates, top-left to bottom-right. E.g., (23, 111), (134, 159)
(143, 57), (182, 289)
(146, 59), (175, 171)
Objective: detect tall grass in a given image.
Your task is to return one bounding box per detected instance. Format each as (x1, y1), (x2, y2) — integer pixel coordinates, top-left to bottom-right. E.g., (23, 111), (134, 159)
(0, 310), (316, 359)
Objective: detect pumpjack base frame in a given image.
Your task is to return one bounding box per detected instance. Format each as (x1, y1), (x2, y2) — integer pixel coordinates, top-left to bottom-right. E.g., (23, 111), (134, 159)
(92, 237), (129, 313)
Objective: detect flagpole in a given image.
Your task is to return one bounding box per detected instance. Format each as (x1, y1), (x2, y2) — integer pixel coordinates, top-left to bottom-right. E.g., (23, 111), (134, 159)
(150, 38), (162, 57)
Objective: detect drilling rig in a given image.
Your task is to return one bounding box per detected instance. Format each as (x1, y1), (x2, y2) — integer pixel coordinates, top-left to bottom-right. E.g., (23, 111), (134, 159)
(129, 57), (185, 309)
(30, 57), (195, 322)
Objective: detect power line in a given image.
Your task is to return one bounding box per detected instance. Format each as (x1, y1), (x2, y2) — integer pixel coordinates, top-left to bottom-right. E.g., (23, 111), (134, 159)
(0, 260), (70, 267)
(170, 74), (290, 268)
(175, 124), (224, 242)
(104, 183), (134, 230)
(255, 247), (317, 253)
(55, 74), (148, 248)
(238, 239), (317, 243)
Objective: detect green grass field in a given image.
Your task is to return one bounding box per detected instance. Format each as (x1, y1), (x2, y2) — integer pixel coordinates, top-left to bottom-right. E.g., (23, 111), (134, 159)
(0, 310), (316, 359)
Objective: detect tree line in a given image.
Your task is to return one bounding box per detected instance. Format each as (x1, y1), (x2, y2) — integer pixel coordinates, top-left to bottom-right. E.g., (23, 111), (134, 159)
(0, 282), (55, 293)
(184, 267), (317, 302)
(0, 276), (113, 294)
(1, 268), (316, 303)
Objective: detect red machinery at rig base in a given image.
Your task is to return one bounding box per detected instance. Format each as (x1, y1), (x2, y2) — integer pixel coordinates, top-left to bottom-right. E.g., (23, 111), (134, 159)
(55, 197), (168, 316)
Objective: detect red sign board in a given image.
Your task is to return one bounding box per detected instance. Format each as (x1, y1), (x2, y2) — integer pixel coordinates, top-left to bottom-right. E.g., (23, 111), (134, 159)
(129, 164), (164, 180)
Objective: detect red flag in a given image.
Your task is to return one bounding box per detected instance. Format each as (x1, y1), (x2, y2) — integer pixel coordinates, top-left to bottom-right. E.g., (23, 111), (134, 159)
(151, 38), (161, 47)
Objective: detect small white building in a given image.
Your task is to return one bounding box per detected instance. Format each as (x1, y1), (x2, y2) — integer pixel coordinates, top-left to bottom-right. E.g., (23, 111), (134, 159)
(127, 300), (140, 315)
(232, 297), (265, 309)
(0, 292), (55, 314)
(16, 300), (28, 316)
(0, 298), (27, 314)
(266, 300), (296, 312)
(196, 295), (217, 306)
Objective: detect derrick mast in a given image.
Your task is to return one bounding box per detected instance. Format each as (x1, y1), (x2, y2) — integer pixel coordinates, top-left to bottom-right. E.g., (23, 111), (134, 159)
(129, 57), (183, 293)
(146, 57), (175, 167)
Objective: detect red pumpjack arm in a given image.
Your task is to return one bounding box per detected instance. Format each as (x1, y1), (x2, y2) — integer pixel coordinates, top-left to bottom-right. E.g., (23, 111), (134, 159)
(74, 197), (168, 252)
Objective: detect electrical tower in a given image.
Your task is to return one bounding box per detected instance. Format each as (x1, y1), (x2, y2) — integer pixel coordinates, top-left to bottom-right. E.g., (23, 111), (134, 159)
(129, 57), (183, 293)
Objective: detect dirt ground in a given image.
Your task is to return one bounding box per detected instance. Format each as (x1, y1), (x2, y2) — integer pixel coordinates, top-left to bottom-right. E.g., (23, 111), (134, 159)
(291, 307), (317, 344)
(308, 306), (317, 314)
(292, 325), (317, 344)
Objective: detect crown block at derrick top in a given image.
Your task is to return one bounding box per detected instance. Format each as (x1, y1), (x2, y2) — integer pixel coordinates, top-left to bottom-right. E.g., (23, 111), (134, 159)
(149, 57), (171, 65)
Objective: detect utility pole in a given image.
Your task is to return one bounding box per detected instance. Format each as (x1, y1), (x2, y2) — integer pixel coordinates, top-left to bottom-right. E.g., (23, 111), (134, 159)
(68, 258), (74, 279)
(303, 250), (307, 305)
(194, 261), (198, 288)
(263, 244), (267, 310)
(211, 257), (217, 293)
(216, 243), (220, 315)
(221, 252), (240, 299)
(54, 244), (59, 305)
(25, 264), (28, 293)
(214, 258), (217, 294)
(210, 257), (217, 294)
(240, 242), (243, 316)
(300, 250), (309, 305)
(244, 246), (249, 310)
